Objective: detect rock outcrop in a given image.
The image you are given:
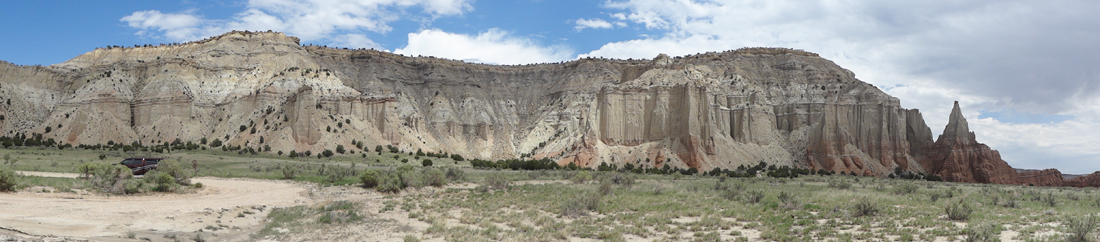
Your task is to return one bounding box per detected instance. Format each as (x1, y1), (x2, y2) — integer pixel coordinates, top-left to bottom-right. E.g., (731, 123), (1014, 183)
(0, 31), (1090, 183)
(919, 102), (1065, 185)
(1066, 172), (1100, 187)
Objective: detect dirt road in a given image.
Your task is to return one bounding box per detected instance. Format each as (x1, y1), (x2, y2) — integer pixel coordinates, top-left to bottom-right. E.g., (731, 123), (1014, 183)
(0, 171), (313, 241)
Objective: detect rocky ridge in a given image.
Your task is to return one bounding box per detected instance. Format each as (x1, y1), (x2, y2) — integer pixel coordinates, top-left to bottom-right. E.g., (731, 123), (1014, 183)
(0, 31), (1092, 185)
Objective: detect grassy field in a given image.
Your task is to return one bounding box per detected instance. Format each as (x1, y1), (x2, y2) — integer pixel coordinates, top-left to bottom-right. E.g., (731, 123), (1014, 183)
(3, 147), (1100, 241)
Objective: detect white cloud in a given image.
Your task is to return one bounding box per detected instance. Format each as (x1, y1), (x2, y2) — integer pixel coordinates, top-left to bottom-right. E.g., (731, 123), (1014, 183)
(394, 29), (573, 65)
(574, 18), (613, 31)
(120, 10), (204, 40)
(583, 0), (1100, 173)
(121, 0), (473, 45)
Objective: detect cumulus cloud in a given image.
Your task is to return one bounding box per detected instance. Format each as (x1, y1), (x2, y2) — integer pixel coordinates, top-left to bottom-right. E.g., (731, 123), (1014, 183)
(394, 29), (573, 65)
(574, 18), (613, 31)
(121, 0), (473, 45)
(584, 0), (1100, 173)
(120, 10), (204, 40)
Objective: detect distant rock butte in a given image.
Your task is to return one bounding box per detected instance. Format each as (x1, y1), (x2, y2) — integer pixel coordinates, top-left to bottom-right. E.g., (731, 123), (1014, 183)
(0, 31), (1091, 186)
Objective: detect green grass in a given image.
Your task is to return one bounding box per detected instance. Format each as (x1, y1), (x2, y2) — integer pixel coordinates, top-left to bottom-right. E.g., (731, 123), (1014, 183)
(6, 147), (1100, 241)
(1, 146), (468, 187)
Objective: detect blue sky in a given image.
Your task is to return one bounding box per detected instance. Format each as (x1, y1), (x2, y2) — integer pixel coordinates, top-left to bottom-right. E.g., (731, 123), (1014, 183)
(3, 0), (1100, 173)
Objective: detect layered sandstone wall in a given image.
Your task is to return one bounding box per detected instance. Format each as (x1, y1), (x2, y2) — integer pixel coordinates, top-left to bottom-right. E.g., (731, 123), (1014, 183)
(4, 31), (1084, 182)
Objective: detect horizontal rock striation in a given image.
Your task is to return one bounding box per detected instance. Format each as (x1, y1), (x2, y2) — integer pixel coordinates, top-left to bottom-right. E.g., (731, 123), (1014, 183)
(0, 31), (1092, 184)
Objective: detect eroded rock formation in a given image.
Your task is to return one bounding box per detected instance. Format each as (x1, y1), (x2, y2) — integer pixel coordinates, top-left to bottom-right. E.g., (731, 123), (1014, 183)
(919, 102), (1065, 185)
(0, 31), (1091, 183)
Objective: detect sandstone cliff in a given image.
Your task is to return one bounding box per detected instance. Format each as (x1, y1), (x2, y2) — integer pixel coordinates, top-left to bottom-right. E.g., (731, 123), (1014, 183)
(919, 102), (1065, 186)
(0, 31), (1072, 179)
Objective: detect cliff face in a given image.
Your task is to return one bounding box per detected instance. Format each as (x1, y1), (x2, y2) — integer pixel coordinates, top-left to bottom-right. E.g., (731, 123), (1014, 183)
(0, 31), (1059, 179)
(1066, 172), (1100, 187)
(919, 102), (1065, 185)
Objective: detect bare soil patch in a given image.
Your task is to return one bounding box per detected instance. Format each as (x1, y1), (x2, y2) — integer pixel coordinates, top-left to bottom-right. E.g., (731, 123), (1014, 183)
(0, 172), (313, 241)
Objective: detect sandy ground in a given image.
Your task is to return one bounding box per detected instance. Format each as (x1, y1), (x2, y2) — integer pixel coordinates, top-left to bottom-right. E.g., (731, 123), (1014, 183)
(0, 171), (313, 241)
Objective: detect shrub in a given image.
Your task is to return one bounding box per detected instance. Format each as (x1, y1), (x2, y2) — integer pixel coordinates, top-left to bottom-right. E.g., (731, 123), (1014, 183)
(1043, 193), (1058, 207)
(281, 165), (297, 179)
(148, 171), (176, 192)
(445, 167), (466, 182)
(1064, 215), (1098, 242)
(560, 193), (602, 217)
(606, 172), (635, 187)
(852, 199), (878, 217)
(396, 165), (421, 188)
(376, 172), (403, 193)
(483, 173), (510, 191)
(945, 200), (973, 221)
(893, 183), (919, 195)
(359, 169), (380, 188)
(0, 165), (19, 192)
(322, 149), (334, 157)
(965, 223), (997, 242)
(598, 179), (613, 196)
(828, 180), (852, 190)
(422, 168), (446, 187)
(572, 171), (592, 184)
(83, 162), (133, 194)
(157, 160), (191, 185)
(422, 159), (432, 167)
(745, 190), (765, 204)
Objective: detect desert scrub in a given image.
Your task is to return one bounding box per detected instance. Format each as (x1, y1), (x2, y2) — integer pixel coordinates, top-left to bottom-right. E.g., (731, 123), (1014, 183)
(945, 200), (973, 221)
(892, 183), (919, 195)
(0, 165), (18, 191)
(852, 199), (878, 217)
(375, 171), (404, 193)
(964, 223), (997, 242)
(445, 167), (466, 182)
(78, 162), (134, 194)
(359, 169), (379, 188)
(1064, 214), (1098, 242)
(421, 168), (446, 187)
(745, 190), (765, 204)
(560, 192), (602, 217)
(572, 170), (592, 184)
(481, 172), (510, 191)
(828, 179), (852, 190)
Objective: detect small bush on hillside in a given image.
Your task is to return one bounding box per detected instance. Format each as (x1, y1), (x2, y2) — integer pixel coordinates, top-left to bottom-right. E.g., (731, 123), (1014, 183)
(852, 199), (878, 217)
(0, 165), (19, 192)
(945, 200), (973, 221)
(422, 159), (432, 167)
(1064, 215), (1098, 242)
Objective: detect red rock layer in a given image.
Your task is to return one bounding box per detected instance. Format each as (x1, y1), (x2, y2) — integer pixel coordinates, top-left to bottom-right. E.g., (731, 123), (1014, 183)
(920, 102), (1068, 186)
(1066, 172), (1100, 187)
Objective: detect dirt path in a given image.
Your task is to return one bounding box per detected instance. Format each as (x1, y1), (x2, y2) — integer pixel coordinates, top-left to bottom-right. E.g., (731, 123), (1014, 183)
(0, 171), (313, 241)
